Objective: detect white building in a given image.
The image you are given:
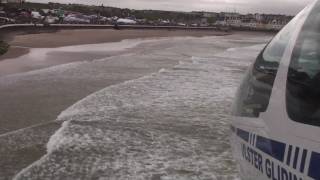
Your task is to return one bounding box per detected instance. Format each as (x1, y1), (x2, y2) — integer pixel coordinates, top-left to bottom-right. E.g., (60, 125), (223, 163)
(221, 12), (241, 27)
(240, 22), (257, 29)
(215, 20), (227, 26)
(267, 19), (285, 30)
(227, 19), (241, 27)
(223, 12), (241, 19)
(254, 13), (263, 22)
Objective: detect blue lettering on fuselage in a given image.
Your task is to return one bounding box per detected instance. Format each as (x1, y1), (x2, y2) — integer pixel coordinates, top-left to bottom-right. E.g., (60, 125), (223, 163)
(236, 128), (304, 180)
(241, 143), (303, 180)
(265, 158), (302, 180)
(242, 143), (263, 173)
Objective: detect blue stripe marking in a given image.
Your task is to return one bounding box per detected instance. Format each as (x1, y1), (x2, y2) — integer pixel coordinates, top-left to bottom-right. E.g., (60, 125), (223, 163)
(286, 145), (292, 166)
(235, 127), (320, 179)
(308, 152), (320, 179)
(236, 128), (249, 142)
(300, 149), (307, 173)
(293, 147), (300, 169)
(255, 135), (286, 162)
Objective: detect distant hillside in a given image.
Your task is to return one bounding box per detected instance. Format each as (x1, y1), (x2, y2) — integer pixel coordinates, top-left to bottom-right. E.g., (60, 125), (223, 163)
(2, 2), (203, 22)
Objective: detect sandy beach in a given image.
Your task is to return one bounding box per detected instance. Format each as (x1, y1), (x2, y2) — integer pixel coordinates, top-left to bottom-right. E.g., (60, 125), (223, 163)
(1, 29), (229, 61)
(0, 29), (231, 77)
(0, 28), (235, 134)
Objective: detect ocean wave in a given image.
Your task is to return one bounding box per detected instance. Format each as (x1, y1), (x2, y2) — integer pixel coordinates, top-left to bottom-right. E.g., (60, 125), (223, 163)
(14, 35), (266, 180)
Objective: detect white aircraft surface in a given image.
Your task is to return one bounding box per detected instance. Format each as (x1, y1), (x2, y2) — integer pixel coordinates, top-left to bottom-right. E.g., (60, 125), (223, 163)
(231, 1), (320, 180)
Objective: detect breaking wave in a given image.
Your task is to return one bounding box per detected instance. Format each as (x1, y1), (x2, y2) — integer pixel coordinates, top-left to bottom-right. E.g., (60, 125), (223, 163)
(14, 35), (268, 180)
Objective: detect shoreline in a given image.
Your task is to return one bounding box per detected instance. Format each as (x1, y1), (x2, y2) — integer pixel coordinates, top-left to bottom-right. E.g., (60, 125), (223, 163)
(0, 46), (29, 60)
(0, 31), (272, 179)
(0, 29), (230, 61)
(0, 29), (233, 77)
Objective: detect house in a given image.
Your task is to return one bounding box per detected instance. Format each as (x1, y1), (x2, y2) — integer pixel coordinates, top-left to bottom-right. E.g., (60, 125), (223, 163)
(203, 12), (218, 18)
(200, 18), (209, 27)
(254, 13), (263, 22)
(267, 19), (285, 30)
(221, 12), (241, 20)
(227, 18), (241, 27)
(215, 20), (227, 26)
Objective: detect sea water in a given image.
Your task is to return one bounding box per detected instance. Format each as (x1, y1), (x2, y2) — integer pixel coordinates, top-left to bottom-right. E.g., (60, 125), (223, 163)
(7, 34), (270, 180)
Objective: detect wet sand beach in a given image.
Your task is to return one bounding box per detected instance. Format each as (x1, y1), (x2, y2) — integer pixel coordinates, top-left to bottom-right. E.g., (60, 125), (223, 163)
(0, 28), (235, 134)
(0, 29), (230, 77)
(1, 29), (229, 61)
(0, 47), (29, 60)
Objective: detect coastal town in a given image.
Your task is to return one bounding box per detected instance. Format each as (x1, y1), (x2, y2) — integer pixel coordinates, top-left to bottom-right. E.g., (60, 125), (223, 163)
(0, 0), (293, 31)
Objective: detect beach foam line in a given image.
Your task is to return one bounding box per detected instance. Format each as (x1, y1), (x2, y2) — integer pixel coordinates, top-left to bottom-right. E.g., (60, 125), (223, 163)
(0, 35), (225, 79)
(11, 35), (270, 179)
(0, 121), (62, 180)
(0, 121), (61, 139)
(13, 42), (264, 179)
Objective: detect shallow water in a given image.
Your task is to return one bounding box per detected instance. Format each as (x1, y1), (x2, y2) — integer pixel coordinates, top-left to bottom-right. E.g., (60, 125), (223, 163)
(2, 34), (271, 180)
(0, 38), (171, 77)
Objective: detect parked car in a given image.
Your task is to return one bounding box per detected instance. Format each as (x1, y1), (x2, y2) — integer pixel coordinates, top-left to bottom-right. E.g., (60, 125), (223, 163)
(44, 15), (58, 24)
(116, 18), (137, 25)
(177, 22), (186, 26)
(31, 11), (43, 19)
(0, 11), (6, 17)
(64, 14), (90, 24)
(0, 17), (15, 25)
(97, 16), (111, 24)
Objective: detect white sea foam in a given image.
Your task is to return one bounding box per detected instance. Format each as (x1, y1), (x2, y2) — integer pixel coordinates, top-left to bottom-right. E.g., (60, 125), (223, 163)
(13, 34), (270, 180)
